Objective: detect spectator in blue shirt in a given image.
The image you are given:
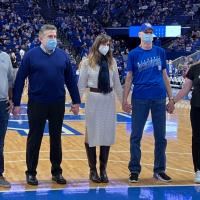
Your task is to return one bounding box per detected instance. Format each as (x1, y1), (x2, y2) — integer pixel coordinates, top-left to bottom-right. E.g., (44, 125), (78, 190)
(122, 23), (174, 183)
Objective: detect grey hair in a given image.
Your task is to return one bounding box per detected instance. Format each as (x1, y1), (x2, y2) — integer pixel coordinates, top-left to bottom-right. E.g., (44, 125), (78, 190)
(39, 24), (57, 35)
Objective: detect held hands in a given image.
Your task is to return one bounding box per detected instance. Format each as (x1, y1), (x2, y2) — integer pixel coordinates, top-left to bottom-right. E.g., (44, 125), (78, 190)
(70, 104), (80, 115)
(166, 100), (175, 114)
(12, 106), (21, 116)
(122, 101), (132, 113)
(6, 100), (14, 113)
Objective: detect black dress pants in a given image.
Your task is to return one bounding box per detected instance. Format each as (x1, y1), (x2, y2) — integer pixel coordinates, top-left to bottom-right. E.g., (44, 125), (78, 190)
(190, 106), (200, 172)
(26, 99), (65, 176)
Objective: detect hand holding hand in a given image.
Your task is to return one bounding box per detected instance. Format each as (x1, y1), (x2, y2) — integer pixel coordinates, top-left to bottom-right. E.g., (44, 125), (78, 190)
(122, 101), (132, 113)
(6, 100), (13, 113)
(166, 100), (175, 114)
(70, 104), (80, 115)
(12, 106), (21, 116)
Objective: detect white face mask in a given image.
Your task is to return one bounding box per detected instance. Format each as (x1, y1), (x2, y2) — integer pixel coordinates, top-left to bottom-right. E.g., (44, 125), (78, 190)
(98, 45), (109, 56)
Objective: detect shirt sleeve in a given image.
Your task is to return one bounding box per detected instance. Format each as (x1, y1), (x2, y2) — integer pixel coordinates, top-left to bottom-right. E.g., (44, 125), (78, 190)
(112, 59), (123, 103)
(13, 53), (30, 106)
(186, 66), (194, 81)
(126, 52), (134, 72)
(7, 55), (14, 88)
(64, 56), (81, 104)
(161, 48), (167, 70)
(78, 58), (89, 99)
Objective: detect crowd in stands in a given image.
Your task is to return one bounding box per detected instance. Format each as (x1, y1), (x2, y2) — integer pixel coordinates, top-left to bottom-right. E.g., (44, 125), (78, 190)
(54, 2), (128, 80)
(91, 0), (200, 27)
(0, 0), (44, 63)
(55, 0), (89, 16)
(1, 0), (200, 85)
(167, 31), (200, 52)
(166, 50), (200, 89)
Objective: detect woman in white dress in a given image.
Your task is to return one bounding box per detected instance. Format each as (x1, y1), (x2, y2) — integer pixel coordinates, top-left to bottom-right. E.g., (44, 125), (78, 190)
(78, 34), (123, 183)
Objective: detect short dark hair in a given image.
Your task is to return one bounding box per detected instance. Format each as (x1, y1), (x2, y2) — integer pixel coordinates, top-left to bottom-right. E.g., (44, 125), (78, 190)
(39, 24), (57, 35)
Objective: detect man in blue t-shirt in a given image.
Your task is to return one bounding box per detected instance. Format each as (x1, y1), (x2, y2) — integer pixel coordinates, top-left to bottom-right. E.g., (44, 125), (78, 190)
(12, 24), (81, 186)
(122, 23), (174, 183)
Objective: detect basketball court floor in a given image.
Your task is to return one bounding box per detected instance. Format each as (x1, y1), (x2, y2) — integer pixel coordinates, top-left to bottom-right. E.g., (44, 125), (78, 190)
(1, 89), (200, 199)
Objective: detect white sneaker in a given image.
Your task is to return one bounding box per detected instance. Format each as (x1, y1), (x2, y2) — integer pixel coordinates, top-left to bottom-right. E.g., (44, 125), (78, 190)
(194, 171), (200, 183)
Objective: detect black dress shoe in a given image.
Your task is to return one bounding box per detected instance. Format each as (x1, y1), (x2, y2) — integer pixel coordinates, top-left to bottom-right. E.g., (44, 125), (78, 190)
(26, 175), (38, 185)
(100, 170), (109, 183)
(52, 174), (67, 184)
(89, 170), (101, 183)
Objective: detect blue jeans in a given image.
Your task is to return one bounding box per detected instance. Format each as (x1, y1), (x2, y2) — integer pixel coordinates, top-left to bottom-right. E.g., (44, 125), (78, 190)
(128, 99), (167, 174)
(0, 101), (9, 175)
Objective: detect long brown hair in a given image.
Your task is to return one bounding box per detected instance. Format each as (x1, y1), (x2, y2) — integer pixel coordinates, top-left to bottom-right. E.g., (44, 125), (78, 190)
(88, 34), (114, 69)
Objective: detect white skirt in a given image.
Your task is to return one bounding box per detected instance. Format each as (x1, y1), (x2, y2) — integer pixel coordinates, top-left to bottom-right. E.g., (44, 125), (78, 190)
(85, 91), (116, 147)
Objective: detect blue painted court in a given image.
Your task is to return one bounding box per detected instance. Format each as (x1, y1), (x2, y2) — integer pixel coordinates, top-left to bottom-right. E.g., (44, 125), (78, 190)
(8, 103), (179, 139)
(1, 186), (200, 200)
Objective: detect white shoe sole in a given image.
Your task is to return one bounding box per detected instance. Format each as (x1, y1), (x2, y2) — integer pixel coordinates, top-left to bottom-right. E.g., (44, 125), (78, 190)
(153, 175), (172, 183)
(194, 179), (200, 184)
(129, 179), (139, 183)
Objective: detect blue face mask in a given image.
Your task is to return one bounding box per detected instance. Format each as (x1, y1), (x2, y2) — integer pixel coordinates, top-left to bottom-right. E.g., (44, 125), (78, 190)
(46, 38), (57, 51)
(142, 34), (153, 44)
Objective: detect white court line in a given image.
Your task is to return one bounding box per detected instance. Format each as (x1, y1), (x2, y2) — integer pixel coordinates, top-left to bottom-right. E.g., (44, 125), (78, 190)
(0, 183), (199, 193)
(141, 163), (194, 174)
(4, 158), (194, 174)
(4, 150), (191, 155)
(118, 113), (131, 118)
(9, 119), (182, 122)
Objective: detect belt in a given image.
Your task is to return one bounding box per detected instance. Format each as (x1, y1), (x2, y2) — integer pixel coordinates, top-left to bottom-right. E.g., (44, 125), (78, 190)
(90, 87), (113, 93)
